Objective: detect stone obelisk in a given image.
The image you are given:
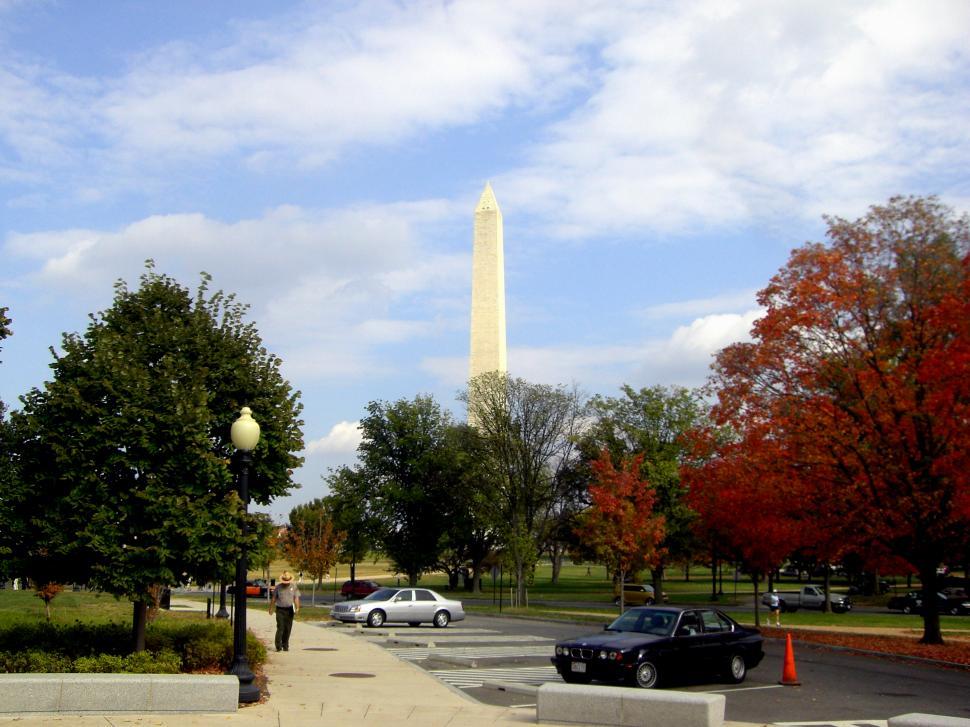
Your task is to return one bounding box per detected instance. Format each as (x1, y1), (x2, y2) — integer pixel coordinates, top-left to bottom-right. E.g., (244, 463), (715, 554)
(468, 183), (507, 413)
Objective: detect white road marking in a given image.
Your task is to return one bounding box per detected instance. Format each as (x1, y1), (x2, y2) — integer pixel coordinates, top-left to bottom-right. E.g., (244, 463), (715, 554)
(428, 666), (562, 689)
(387, 645), (553, 661)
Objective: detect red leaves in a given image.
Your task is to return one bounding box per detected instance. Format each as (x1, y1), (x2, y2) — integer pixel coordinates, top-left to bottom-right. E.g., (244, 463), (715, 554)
(685, 197), (970, 640)
(578, 450), (666, 575)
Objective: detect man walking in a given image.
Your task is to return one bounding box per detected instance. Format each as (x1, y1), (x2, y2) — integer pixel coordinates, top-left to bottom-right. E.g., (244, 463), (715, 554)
(270, 571), (301, 652)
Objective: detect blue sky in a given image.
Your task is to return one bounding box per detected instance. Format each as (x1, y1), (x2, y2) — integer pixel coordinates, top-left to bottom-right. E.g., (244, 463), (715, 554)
(2, 1), (968, 521)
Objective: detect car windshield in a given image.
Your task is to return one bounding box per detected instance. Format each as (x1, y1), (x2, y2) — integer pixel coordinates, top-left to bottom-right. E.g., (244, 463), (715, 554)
(363, 588), (399, 601)
(606, 608), (675, 636)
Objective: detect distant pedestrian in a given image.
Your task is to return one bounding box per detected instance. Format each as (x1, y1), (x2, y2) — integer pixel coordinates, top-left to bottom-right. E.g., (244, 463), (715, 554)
(767, 589), (781, 626)
(269, 571), (301, 652)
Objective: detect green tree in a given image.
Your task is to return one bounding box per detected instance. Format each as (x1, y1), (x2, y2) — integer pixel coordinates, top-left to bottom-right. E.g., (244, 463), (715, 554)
(8, 264), (303, 650)
(434, 423), (498, 593)
(0, 307), (16, 581)
(582, 385), (705, 598)
(326, 467), (375, 586)
(462, 373), (586, 606)
(356, 395), (459, 585)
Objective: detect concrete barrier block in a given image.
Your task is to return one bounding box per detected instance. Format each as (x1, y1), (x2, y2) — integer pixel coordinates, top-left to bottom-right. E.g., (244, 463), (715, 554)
(537, 682), (725, 727)
(60, 674), (153, 712)
(537, 684), (621, 725)
(889, 715), (970, 727)
(149, 675), (239, 712)
(0, 674), (63, 713)
(620, 688), (724, 727)
(0, 674), (238, 714)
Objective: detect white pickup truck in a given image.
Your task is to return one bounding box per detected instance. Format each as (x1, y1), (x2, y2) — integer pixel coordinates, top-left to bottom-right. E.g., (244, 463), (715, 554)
(762, 585), (852, 613)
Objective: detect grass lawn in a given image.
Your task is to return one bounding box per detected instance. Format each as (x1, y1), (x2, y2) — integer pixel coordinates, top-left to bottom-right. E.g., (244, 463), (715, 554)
(0, 588), (135, 628)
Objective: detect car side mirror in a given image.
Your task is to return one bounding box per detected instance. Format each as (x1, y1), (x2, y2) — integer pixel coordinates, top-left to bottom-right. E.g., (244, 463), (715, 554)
(603, 624), (610, 630)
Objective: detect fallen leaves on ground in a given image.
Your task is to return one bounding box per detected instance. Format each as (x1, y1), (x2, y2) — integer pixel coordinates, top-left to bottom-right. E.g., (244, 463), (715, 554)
(762, 626), (970, 667)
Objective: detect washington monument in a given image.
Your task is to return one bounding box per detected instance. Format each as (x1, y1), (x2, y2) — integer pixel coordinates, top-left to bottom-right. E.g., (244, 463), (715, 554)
(468, 182), (508, 383)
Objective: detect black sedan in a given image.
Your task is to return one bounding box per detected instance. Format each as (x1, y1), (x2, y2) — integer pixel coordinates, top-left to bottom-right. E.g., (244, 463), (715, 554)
(888, 590), (970, 616)
(551, 606), (764, 689)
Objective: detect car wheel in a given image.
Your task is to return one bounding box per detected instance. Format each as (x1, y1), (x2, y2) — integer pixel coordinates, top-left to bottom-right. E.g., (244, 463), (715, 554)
(613, 596), (621, 605)
(366, 610), (385, 628)
(408, 622), (421, 627)
(634, 660), (659, 689)
(645, 597), (655, 605)
(727, 654), (747, 684)
(903, 605), (913, 614)
(950, 606), (961, 616)
(433, 610), (450, 628)
(562, 671), (591, 684)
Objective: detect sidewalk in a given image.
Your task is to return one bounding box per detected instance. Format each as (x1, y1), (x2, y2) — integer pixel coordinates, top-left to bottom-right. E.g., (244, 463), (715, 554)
(0, 598), (764, 726)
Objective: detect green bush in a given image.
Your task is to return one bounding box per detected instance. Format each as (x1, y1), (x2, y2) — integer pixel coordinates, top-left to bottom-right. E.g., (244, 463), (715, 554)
(73, 654), (125, 673)
(0, 618), (264, 673)
(0, 650), (72, 673)
(183, 638), (229, 671)
(122, 649), (180, 674)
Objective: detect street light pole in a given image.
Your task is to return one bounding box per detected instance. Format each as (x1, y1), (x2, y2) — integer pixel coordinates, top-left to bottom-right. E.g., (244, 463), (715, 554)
(229, 406), (261, 704)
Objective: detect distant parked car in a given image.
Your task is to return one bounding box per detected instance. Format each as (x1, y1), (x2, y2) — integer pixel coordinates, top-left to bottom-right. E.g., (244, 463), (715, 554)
(227, 580), (267, 597)
(551, 606), (764, 689)
(330, 587), (465, 627)
(886, 590), (969, 615)
(340, 579), (382, 599)
(613, 583), (668, 606)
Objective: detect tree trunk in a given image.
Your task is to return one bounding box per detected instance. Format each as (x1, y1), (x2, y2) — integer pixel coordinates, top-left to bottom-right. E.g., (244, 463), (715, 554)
(752, 572), (761, 628)
(550, 544), (563, 585)
(619, 568), (626, 611)
(131, 601), (148, 652)
(651, 566), (664, 605)
(918, 564), (943, 645)
(710, 554), (718, 601)
(822, 566), (832, 614)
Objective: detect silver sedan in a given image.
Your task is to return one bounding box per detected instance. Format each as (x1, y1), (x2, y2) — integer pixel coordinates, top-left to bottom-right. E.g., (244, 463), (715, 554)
(330, 586), (465, 628)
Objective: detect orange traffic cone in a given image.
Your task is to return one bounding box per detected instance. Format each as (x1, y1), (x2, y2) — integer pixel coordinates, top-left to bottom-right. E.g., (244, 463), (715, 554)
(779, 632), (801, 686)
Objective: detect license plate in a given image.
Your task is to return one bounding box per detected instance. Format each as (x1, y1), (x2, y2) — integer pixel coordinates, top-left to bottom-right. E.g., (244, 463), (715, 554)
(571, 661), (586, 673)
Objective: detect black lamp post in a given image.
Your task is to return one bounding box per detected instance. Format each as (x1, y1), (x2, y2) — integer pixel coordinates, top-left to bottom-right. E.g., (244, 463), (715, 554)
(228, 406), (261, 703)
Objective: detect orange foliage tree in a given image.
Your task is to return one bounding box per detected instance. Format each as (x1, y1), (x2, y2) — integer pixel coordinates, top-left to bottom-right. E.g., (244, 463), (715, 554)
(576, 451), (665, 609)
(284, 499), (346, 605)
(689, 196), (970, 644)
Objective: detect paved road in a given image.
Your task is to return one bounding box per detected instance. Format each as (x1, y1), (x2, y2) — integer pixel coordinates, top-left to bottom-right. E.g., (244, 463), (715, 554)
(350, 613), (970, 725)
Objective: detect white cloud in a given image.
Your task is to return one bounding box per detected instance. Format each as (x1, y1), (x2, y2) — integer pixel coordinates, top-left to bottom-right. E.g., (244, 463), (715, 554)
(638, 289), (759, 320)
(305, 420), (362, 456)
(3, 199), (469, 383)
(500, 0), (970, 235)
(500, 308), (762, 394)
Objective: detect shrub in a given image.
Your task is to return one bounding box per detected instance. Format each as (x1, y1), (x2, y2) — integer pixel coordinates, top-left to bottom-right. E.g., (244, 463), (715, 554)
(0, 650), (72, 673)
(0, 619), (263, 673)
(73, 654), (125, 673)
(122, 649), (180, 674)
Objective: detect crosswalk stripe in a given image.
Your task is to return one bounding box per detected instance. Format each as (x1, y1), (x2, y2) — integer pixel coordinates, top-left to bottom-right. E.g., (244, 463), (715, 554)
(387, 645), (553, 661)
(428, 666), (562, 689)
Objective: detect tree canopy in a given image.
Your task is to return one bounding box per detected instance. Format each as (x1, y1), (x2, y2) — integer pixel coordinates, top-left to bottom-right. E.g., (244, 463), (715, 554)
(354, 395), (460, 585)
(462, 372), (586, 605)
(6, 264), (303, 648)
(687, 196), (970, 643)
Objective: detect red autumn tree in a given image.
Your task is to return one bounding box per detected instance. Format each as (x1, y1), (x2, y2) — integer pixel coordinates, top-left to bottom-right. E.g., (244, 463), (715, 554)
(699, 196), (970, 644)
(683, 426), (804, 626)
(284, 499), (346, 605)
(576, 450), (665, 609)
